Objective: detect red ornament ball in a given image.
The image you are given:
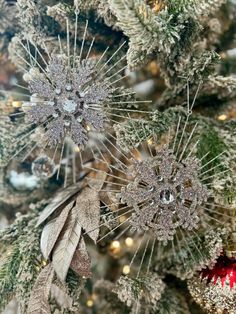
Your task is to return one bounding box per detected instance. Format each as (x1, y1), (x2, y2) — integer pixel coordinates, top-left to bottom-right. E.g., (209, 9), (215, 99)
(200, 255), (236, 289)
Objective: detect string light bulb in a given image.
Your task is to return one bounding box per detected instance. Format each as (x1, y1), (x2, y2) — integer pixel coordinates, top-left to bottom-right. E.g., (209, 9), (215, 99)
(119, 215), (127, 223)
(74, 146), (80, 152)
(42, 260), (47, 266)
(109, 240), (121, 255)
(110, 240), (120, 249)
(147, 60), (159, 75)
(146, 0), (166, 13)
(218, 114), (227, 121)
(122, 265), (131, 275)
(12, 101), (22, 108)
(86, 299), (94, 307)
(147, 138), (153, 145)
(125, 237), (134, 247)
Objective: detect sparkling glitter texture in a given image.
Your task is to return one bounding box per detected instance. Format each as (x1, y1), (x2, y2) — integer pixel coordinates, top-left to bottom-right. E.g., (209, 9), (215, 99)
(119, 146), (209, 243)
(23, 55), (112, 148)
(188, 273), (236, 314)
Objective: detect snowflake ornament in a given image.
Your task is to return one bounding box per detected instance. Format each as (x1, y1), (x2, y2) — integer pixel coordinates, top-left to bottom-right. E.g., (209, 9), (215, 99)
(101, 92), (230, 250)
(17, 17), (145, 161)
(23, 56), (111, 148)
(119, 146), (209, 243)
(12, 16), (150, 186)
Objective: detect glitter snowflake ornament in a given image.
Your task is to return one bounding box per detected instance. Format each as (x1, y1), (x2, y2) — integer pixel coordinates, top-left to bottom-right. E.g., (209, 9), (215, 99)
(13, 15), (149, 186)
(23, 55), (111, 148)
(119, 146), (209, 243)
(93, 88), (232, 278)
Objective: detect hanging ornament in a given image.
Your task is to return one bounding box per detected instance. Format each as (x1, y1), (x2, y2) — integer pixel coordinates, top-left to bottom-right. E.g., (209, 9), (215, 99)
(118, 145), (209, 244)
(19, 17), (147, 154)
(98, 93), (232, 277)
(13, 15), (149, 187)
(188, 254), (236, 314)
(32, 155), (56, 179)
(200, 255), (236, 289)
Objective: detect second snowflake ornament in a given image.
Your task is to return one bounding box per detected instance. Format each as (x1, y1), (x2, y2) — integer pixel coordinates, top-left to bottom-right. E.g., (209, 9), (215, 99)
(119, 145), (209, 242)
(95, 102), (232, 277)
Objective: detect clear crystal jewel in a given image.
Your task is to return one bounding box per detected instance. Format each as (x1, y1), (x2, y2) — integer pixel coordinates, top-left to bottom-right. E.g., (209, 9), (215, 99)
(160, 189), (175, 204)
(64, 120), (71, 126)
(66, 84), (72, 91)
(63, 99), (77, 113)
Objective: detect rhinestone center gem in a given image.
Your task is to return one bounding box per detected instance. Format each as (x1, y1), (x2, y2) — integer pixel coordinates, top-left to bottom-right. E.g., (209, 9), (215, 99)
(159, 189), (175, 204)
(63, 99), (77, 113)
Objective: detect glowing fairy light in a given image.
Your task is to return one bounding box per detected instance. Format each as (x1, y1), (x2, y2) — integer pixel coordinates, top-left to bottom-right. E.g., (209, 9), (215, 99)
(122, 265), (131, 275)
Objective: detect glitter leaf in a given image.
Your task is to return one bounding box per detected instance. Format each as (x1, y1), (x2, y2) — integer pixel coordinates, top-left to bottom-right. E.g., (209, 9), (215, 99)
(40, 202), (74, 260)
(52, 205), (82, 282)
(37, 184), (82, 226)
(70, 237), (92, 278)
(27, 263), (54, 314)
(76, 187), (100, 242)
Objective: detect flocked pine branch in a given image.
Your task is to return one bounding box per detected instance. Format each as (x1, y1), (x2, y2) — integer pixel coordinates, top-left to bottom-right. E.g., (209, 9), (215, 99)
(0, 0), (11, 34)
(108, 0), (226, 69)
(108, 0), (183, 68)
(156, 228), (228, 280)
(0, 114), (34, 167)
(168, 0), (227, 17)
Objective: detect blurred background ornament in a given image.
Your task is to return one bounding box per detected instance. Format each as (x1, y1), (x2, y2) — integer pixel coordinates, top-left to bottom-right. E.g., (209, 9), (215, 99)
(31, 155), (56, 179)
(200, 254), (236, 289)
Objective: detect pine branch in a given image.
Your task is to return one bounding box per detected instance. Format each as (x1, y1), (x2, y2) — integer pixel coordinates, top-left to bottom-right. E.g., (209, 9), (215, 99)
(0, 213), (44, 312)
(193, 0), (227, 17)
(158, 287), (190, 314)
(0, 245), (22, 311)
(156, 228), (227, 280)
(115, 108), (179, 150)
(0, 115), (34, 167)
(109, 0), (181, 68)
(167, 0), (226, 17)
(0, 0), (12, 33)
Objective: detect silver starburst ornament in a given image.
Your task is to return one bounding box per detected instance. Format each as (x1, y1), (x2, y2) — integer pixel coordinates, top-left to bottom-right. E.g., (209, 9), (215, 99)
(13, 16), (150, 186)
(119, 146), (209, 243)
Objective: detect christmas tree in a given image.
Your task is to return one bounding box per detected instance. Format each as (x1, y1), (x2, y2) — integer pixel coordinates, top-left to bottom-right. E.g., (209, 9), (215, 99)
(0, 0), (236, 313)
